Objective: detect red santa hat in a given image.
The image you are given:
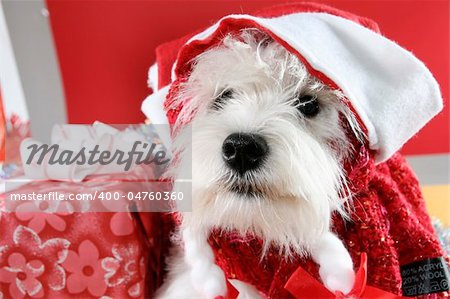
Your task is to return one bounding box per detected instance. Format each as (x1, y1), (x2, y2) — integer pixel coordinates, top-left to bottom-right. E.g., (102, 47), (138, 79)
(143, 3), (448, 298)
(142, 2), (442, 163)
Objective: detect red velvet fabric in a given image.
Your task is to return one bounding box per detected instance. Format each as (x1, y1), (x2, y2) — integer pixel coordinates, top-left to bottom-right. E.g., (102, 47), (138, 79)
(155, 2), (380, 97)
(159, 3), (380, 133)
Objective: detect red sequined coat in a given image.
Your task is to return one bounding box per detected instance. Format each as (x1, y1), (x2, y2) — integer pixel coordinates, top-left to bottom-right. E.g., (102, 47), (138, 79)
(149, 147), (449, 298)
(207, 149), (449, 298)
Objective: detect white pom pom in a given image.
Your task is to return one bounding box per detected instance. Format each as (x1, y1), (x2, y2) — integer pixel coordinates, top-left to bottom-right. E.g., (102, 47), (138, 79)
(182, 227), (227, 298)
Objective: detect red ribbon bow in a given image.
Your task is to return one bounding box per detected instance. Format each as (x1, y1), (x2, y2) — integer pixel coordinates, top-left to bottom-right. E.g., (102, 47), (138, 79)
(284, 253), (405, 299)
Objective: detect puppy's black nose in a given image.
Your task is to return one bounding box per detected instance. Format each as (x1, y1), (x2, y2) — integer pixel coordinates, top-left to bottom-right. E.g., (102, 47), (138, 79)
(222, 133), (269, 175)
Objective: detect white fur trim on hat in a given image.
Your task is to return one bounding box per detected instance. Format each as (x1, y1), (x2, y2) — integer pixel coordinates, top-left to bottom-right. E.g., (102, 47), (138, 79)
(141, 84), (172, 149)
(148, 63), (159, 91)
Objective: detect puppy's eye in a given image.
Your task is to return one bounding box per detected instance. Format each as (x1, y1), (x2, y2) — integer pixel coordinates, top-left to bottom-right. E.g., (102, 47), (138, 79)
(295, 95), (320, 117)
(211, 89), (233, 110)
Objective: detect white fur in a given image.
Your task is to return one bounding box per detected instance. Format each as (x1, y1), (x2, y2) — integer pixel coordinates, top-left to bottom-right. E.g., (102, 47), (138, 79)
(154, 229), (227, 298)
(157, 30), (362, 298)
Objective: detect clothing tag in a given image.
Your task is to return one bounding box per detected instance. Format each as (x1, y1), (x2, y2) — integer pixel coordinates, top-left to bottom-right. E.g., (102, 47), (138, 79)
(401, 257), (449, 297)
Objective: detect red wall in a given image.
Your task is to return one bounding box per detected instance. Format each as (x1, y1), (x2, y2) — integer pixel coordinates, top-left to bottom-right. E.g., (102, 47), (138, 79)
(46, 0), (449, 156)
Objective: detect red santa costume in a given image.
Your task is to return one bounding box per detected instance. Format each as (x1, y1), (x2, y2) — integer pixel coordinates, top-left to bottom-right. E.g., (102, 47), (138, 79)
(142, 3), (449, 298)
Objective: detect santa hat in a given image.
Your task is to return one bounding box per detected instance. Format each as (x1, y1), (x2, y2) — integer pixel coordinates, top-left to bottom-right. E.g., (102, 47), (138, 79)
(142, 2), (442, 163)
(142, 3), (448, 298)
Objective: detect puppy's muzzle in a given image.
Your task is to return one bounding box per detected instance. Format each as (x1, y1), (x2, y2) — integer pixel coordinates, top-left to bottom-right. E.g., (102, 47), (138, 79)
(222, 133), (269, 175)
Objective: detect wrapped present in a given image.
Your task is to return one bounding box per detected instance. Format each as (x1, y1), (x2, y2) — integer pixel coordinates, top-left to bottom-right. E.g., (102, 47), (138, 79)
(0, 122), (172, 298)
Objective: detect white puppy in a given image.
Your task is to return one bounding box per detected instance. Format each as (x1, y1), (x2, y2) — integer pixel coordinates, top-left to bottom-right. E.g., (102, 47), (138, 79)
(156, 30), (362, 298)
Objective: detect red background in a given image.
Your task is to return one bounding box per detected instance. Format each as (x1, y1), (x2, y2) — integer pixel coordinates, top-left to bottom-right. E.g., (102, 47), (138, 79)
(46, 0), (449, 156)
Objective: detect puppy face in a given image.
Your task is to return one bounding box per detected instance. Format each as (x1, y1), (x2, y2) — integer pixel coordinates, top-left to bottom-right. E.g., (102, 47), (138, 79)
(170, 31), (361, 256)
